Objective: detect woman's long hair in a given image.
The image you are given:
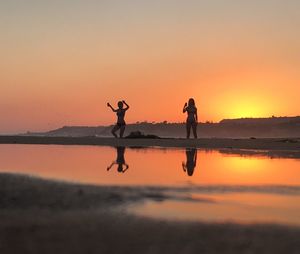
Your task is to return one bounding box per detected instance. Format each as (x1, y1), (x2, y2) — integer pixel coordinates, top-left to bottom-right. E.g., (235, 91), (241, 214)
(188, 98), (195, 107)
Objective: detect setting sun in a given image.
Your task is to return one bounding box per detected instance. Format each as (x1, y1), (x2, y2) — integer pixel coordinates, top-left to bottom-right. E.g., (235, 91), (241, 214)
(227, 100), (270, 119)
(210, 81), (275, 120)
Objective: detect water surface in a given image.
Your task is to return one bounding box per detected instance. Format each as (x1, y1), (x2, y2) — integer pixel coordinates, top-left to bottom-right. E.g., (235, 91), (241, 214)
(1, 144), (300, 225)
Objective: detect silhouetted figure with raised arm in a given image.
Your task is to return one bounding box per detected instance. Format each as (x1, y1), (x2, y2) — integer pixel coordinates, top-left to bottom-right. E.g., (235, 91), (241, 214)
(107, 100), (129, 138)
(107, 147), (129, 173)
(182, 148), (197, 176)
(183, 98), (198, 139)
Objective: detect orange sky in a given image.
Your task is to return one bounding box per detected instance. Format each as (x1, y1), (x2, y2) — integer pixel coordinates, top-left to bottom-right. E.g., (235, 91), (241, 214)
(1, 1), (299, 133)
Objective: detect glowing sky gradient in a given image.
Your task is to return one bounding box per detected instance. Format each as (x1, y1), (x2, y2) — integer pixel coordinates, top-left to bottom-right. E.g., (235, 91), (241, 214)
(1, 0), (300, 133)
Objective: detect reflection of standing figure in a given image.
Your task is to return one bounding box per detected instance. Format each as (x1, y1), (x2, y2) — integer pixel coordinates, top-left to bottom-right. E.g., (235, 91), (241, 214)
(183, 98), (198, 139)
(182, 148), (197, 176)
(107, 147), (129, 173)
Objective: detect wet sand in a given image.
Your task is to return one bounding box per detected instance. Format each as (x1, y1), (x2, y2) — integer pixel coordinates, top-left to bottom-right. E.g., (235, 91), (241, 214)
(0, 136), (300, 151)
(1, 173), (300, 254)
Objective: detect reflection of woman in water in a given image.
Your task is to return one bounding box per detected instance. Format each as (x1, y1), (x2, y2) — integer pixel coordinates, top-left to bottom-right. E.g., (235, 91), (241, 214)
(107, 100), (130, 138)
(183, 98), (198, 139)
(182, 148), (197, 176)
(107, 147), (129, 173)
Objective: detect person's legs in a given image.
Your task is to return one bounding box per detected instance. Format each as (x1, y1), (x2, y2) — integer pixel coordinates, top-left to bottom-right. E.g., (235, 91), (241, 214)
(119, 125), (126, 138)
(192, 122), (198, 139)
(111, 125), (120, 138)
(186, 122), (191, 139)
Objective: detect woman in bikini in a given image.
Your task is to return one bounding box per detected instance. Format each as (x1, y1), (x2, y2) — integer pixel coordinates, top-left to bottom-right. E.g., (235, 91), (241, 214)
(183, 98), (198, 139)
(107, 100), (129, 138)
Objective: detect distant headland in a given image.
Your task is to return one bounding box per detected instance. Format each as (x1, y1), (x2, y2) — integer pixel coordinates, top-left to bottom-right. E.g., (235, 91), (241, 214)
(23, 116), (300, 138)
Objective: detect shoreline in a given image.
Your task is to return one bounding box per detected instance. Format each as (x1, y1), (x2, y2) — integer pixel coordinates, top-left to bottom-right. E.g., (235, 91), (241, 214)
(1, 173), (300, 254)
(0, 135), (300, 151)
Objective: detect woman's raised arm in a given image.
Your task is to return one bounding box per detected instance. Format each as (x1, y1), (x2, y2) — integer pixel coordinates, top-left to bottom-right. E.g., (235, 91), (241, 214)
(107, 102), (117, 112)
(183, 102), (187, 113)
(122, 100), (130, 110)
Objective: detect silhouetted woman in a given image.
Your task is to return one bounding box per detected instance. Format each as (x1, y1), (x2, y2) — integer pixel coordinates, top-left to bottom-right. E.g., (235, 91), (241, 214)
(107, 147), (129, 173)
(182, 148), (197, 176)
(183, 98), (198, 138)
(107, 100), (129, 138)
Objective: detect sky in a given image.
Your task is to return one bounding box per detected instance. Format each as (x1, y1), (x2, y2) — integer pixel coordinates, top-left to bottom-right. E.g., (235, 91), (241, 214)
(1, 0), (300, 133)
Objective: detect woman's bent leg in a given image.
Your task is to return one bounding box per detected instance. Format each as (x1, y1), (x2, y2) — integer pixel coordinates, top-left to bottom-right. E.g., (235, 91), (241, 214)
(111, 125), (120, 138)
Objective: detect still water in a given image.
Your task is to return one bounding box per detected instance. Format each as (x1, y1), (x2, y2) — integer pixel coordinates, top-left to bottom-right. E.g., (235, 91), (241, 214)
(1, 144), (300, 225)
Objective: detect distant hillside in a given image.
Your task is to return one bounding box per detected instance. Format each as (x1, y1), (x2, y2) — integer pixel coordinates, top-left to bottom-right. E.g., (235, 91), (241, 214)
(220, 116), (300, 125)
(46, 126), (109, 137)
(25, 116), (300, 138)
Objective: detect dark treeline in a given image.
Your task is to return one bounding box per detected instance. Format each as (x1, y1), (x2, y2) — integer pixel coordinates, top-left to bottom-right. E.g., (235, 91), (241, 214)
(25, 116), (300, 138)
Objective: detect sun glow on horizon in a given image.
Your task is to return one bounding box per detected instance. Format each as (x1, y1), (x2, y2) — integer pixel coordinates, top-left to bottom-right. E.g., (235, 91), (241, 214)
(0, 1), (299, 133)
(226, 100), (271, 119)
(210, 80), (276, 120)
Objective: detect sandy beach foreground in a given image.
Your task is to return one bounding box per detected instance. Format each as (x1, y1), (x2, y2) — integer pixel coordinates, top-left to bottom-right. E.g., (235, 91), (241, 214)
(0, 136), (300, 151)
(0, 173), (300, 254)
